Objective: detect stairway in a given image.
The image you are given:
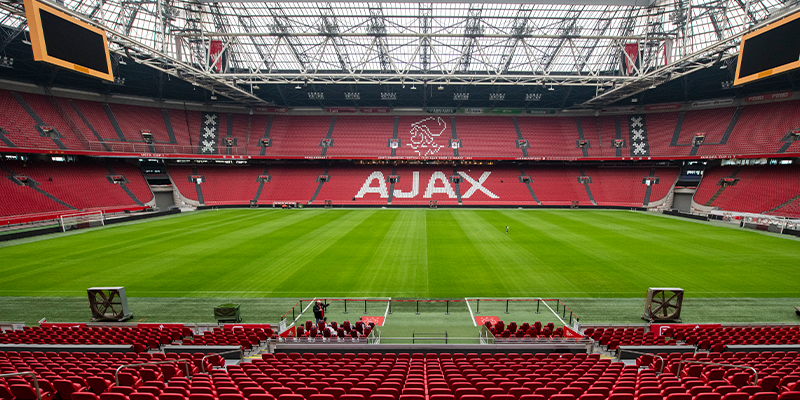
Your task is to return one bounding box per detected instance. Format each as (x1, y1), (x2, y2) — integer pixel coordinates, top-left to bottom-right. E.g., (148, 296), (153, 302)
(705, 167), (741, 206)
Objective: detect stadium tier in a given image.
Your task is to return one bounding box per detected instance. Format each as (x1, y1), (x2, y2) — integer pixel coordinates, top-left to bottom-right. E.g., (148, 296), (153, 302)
(3, 89), (800, 160)
(586, 326), (800, 352)
(693, 165), (800, 215)
(166, 165), (679, 208)
(0, 159), (153, 222)
(2, 348), (800, 400)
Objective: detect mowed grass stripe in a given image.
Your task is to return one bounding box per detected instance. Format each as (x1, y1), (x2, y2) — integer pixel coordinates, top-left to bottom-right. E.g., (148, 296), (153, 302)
(451, 210), (581, 296)
(266, 209), (383, 296)
(539, 210), (800, 297)
(0, 210), (334, 296)
(357, 210), (429, 297)
(426, 211), (498, 297)
(500, 210), (644, 296)
(1, 209), (800, 299)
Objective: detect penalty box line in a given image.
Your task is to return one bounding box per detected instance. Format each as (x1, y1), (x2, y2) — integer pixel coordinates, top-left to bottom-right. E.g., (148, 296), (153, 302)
(383, 298), (391, 326)
(465, 297), (568, 327)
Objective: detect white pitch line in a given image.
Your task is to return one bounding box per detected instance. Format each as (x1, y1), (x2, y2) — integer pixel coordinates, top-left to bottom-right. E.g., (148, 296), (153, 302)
(540, 297), (569, 327)
(292, 297), (317, 324)
(465, 298), (477, 327)
(383, 298), (391, 325)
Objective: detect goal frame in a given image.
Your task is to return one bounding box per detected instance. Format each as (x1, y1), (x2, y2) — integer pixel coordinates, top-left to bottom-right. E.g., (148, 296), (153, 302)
(59, 210), (105, 232)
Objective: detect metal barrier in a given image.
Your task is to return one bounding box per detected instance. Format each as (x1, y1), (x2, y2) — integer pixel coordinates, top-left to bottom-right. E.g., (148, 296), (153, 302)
(0, 372), (42, 400)
(200, 349), (244, 373)
(412, 331), (448, 344)
(115, 359), (193, 386)
(675, 359), (758, 386)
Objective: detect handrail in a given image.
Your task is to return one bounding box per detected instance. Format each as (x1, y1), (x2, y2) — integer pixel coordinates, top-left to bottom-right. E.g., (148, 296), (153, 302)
(0, 372), (42, 400)
(200, 349), (244, 373)
(614, 349), (666, 374)
(675, 359), (758, 386)
(115, 359), (192, 386)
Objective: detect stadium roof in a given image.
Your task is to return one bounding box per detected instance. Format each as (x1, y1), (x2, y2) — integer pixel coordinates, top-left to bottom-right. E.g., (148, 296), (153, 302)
(0, 0), (799, 108)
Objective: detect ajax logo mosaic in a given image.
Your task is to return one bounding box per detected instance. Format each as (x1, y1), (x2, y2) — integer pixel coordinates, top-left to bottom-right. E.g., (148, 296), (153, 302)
(408, 117), (447, 156)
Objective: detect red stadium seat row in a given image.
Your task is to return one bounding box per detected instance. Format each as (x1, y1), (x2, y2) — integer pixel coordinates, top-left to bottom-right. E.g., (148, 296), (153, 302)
(3, 89), (800, 159)
(3, 350), (800, 400)
(585, 326), (800, 351)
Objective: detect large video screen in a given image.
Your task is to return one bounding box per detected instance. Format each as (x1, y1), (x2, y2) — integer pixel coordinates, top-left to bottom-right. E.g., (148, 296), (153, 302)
(735, 10), (800, 86)
(24, 0), (113, 81)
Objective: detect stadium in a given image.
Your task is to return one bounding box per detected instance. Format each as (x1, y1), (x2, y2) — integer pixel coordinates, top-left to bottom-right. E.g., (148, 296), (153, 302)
(2, 0), (800, 398)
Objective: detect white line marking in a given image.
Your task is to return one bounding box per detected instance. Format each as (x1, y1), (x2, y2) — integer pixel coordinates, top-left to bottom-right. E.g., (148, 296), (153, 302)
(293, 297), (317, 324)
(383, 298), (391, 325)
(540, 297), (569, 327)
(465, 297), (477, 327)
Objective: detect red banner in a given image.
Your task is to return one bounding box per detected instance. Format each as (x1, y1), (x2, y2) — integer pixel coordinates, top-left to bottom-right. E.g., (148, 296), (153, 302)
(624, 43), (639, 75)
(326, 107), (357, 113)
(209, 40), (223, 72)
(360, 317), (385, 327)
(279, 325), (296, 338)
(650, 323), (722, 336)
(563, 326), (583, 338)
(360, 108), (390, 114)
(745, 91), (793, 103)
(475, 316), (500, 326)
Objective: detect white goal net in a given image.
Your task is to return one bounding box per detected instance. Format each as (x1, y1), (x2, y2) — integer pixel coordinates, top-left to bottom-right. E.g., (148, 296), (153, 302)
(59, 211), (105, 232)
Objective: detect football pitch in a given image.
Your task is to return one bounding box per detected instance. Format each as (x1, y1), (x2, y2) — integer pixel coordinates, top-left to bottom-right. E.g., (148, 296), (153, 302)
(1, 208), (799, 328)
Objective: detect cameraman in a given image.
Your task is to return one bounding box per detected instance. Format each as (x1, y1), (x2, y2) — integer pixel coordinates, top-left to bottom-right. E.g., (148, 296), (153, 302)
(313, 301), (329, 324)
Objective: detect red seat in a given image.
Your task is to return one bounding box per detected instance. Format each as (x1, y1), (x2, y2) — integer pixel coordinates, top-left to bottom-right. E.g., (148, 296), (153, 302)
(73, 393), (102, 400)
(250, 395), (277, 400)
(749, 394), (778, 400)
(160, 393), (188, 400)
(720, 394), (749, 400)
(86, 378), (113, 395)
(130, 394), (158, 400)
(117, 374), (141, 389)
(321, 389), (345, 400)
(665, 394), (691, 400)
(375, 389), (398, 400)
(54, 379), (84, 400)
(340, 396), (365, 400)
(110, 388), (135, 396)
(694, 394), (721, 400)
(533, 388), (557, 400)
(10, 384), (53, 400)
(728, 374), (754, 389)
(99, 393), (129, 400)
(136, 388), (162, 397)
(296, 389), (320, 400)
(779, 394), (800, 400)
(187, 394), (215, 400)
(0, 385), (16, 400)
(716, 387), (739, 396)
(739, 386), (762, 395)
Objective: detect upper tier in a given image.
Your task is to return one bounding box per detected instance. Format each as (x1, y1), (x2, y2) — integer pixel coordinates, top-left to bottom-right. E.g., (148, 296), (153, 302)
(1, 89), (799, 160)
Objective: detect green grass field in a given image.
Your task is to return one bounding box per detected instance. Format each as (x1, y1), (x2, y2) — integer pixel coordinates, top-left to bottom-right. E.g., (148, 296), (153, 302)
(1, 209), (799, 329)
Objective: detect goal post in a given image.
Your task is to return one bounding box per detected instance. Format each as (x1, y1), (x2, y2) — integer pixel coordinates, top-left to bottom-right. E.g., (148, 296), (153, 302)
(59, 210), (105, 232)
